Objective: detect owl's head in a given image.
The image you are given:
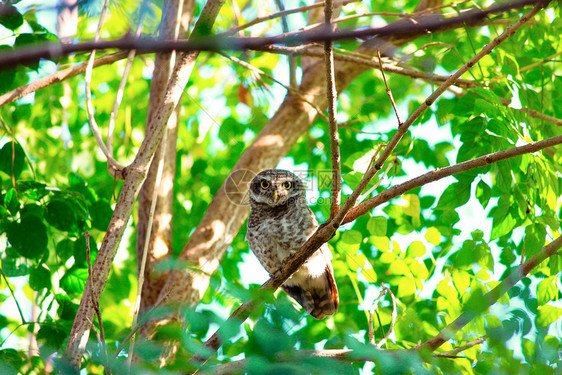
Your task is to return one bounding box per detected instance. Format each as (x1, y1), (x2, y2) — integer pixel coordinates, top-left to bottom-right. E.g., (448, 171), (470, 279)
(249, 169), (306, 207)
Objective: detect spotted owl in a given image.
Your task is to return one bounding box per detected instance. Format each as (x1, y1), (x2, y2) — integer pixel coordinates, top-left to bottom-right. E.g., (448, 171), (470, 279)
(246, 169), (339, 319)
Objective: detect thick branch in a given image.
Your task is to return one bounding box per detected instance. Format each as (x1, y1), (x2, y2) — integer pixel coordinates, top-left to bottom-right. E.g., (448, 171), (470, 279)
(137, 0), (195, 313)
(0, 0), (546, 70)
(210, 336), (487, 374)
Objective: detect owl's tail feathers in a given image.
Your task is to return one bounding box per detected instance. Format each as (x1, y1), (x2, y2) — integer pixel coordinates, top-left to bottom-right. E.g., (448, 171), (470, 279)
(282, 265), (339, 320)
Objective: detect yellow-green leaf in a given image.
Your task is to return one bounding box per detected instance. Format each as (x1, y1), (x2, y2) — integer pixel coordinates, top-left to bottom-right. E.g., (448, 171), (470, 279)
(537, 305), (562, 326)
(425, 227), (441, 246)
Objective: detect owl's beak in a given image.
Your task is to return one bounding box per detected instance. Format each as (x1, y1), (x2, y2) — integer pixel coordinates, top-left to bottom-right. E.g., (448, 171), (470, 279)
(273, 190), (278, 203)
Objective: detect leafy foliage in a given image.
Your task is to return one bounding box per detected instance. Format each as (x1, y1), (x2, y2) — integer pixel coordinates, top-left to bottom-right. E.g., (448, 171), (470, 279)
(0, 0), (561, 374)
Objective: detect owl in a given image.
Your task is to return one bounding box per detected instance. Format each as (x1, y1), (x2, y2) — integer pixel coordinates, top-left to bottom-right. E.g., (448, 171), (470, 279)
(246, 169), (339, 319)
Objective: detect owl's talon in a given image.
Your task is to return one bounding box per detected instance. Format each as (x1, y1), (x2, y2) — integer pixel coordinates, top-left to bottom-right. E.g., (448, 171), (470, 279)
(271, 266), (283, 278)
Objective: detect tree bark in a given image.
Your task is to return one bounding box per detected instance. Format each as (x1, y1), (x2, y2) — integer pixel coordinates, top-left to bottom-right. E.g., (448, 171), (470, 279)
(137, 0), (195, 313)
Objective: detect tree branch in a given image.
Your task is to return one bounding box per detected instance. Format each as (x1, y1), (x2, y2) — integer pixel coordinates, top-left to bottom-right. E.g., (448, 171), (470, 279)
(324, 0), (342, 218)
(208, 335), (486, 374)
(0, 0), (547, 70)
(224, 0), (360, 36)
(343, 133), (562, 223)
(137, 0), (195, 315)
(0, 51), (128, 107)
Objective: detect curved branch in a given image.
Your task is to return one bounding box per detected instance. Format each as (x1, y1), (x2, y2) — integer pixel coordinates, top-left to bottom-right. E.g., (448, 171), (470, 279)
(0, 51), (128, 107)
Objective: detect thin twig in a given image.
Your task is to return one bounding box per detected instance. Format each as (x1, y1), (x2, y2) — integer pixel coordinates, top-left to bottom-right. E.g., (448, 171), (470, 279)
(264, 46), (480, 88)
(0, 270), (26, 325)
(224, 0), (360, 35)
(107, 0), (150, 155)
(434, 336), (487, 357)
(368, 311), (375, 345)
(375, 286), (396, 349)
(377, 50), (402, 125)
(261, 0), (473, 39)
(324, 0), (342, 218)
(358, 155), (394, 204)
(0, 51), (128, 107)
(273, 0), (297, 88)
(496, 97), (562, 126)
(83, 0), (126, 178)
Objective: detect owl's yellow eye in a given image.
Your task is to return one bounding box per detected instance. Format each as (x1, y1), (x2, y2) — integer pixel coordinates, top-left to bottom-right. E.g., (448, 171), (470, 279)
(282, 181), (292, 189)
(260, 180), (269, 189)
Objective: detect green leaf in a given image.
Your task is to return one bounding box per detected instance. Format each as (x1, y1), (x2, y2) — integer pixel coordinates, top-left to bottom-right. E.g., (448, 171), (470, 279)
(452, 270), (470, 294)
(367, 216), (387, 237)
(397, 277), (415, 297)
(17, 180), (47, 201)
(0, 254), (28, 276)
(491, 212), (517, 241)
(45, 198), (80, 234)
(536, 277), (558, 305)
(37, 323), (67, 350)
(405, 241), (425, 258)
(4, 188), (19, 215)
(402, 194), (420, 218)
(89, 199), (113, 231)
(340, 230), (362, 244)
(424, 227), (441, 245)
(523, 224), (546, 257)
(29, 265), (51, 291)
(7, 214), (48, 259)
(0, 142), (26, 180)
(56, 239), (74, 263)
(253, 318), (293, 356)
(55, 294), (77, 320)
(435, 182), (471, 210)
(536, 305), (562, 327)
(0, 348), (24, 375)
(73, 236), (98, 267)
(476, 180), (491, 208)
(0, 4), (23, 30)
(60, 267), (88, 296)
